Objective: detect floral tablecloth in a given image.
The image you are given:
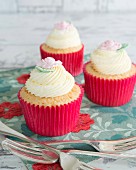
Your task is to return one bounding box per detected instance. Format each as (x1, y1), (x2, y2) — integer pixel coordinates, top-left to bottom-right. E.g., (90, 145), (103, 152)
(0, 54), (136, 169)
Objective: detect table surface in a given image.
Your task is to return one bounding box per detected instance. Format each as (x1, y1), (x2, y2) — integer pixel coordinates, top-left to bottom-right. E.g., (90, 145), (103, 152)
(0, 54), (136, 169)
(0, 12), (136, 70)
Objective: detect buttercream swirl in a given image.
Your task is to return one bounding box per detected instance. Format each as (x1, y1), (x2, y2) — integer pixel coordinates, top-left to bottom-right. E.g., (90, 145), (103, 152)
(25, 58), (75, 97)
(91, 40), (132, 75)
(45, 21), (81, 49)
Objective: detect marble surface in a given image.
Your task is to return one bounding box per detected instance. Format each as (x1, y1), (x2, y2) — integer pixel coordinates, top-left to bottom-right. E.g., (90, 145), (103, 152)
(1, 0), (136, 13)
(0, 12), (136, 70)
(0, 155), (28, 170)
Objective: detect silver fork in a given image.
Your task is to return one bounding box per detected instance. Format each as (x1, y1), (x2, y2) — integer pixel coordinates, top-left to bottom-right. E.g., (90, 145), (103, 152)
(2, 138), (136, 161)
(45, 137), (136, 153)
(2, 138), (100, 170)
(0, 121), (136, 153)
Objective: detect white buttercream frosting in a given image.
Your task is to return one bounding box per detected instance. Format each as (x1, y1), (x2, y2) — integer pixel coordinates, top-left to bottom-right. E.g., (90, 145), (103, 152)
(91, 40), (132, 75)
(25, 58), (75, 97)
(45, 21), (81, 49)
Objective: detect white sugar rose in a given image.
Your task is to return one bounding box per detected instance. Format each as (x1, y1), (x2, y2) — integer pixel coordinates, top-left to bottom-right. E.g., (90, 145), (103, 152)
(99, 40), (122, 51)
(37, 57), (62, 69)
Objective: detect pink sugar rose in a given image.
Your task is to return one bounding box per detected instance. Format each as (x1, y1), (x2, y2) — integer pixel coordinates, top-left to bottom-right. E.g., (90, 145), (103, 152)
(99, 40), (122, 51)
(54, 21), (72, 30)
(37, 57), (62, 69)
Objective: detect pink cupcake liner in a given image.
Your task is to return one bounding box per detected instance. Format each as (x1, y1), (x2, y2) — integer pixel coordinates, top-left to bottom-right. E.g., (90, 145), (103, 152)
(18, 85), (84, 137)
(40, 44), (84, 76)
(83, 62), (136, 107)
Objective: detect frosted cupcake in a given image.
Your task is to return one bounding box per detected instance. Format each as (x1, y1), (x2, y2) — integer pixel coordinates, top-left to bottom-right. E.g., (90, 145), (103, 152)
(40, 21), (84, 76)
(83, 40), (136, 106)
(18, 57), (83, 136)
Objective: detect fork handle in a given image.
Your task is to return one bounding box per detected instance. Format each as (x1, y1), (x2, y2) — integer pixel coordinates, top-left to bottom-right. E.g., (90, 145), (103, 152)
(0, 121), (59, 154)
(0, 121), (28, 140)
(66, 149), (136, 159)
(80, 161), (102, 170)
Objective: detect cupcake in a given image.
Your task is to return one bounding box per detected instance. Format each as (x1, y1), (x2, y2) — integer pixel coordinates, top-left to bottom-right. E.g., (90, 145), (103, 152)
(83, 40), (136, 106)
(40, 21), (84, 76)
(18, 57), (83, 136)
